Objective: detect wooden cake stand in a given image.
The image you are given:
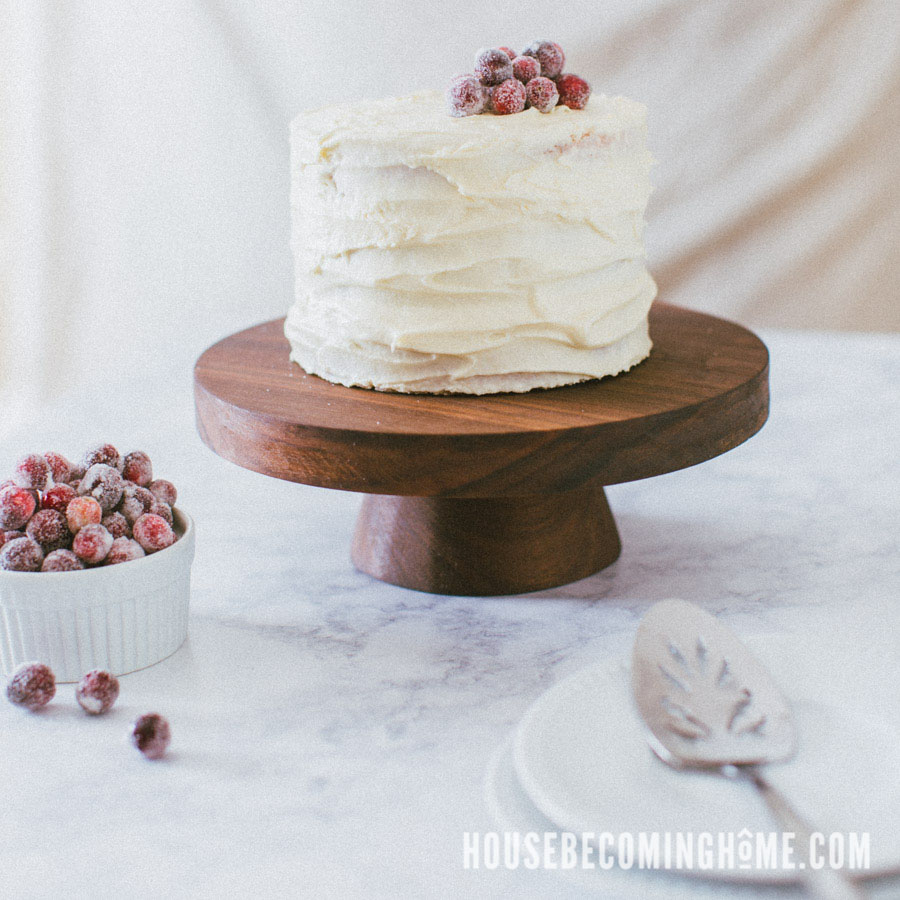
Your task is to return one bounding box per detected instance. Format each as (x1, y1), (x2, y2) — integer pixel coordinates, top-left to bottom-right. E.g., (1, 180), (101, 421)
(194, 303), (768, 596)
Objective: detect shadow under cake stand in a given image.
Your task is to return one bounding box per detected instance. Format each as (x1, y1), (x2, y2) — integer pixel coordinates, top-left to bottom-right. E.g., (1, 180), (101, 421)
(194, 303), (768, 596)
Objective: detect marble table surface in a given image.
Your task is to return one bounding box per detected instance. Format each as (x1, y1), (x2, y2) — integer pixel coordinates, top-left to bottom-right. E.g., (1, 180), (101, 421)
(1, 327), (898, 899)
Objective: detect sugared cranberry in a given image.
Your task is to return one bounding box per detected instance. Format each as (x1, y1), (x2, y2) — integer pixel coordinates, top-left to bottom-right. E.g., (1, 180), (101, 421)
(474, 47), (513, 86)
(149, 500), (174, 527)
(526, 76), (559, 113)
(0, 536), (44, 572)
(42, 483), (76, 514)
(119, 483), (154, 525)
(42, 549), (85, 572)
(122, 451), (153, 486)
(43, 452), (73, 484)
(446, 75), (487, 118)
(491, 78), (527, 115)
(512, 55), (540, 84)
(132, 514), (175, 553)
(498, 46), (517, 61)
(72, 524), (113, 565)
(81, 443), (122, 473)
(69, 463), (86, 482)
(148, 479), (177, 507)
(132, 713), (170, 759)
(104, 537), (146, 566)
(25, 509), (70, 553)
(66, 496), (102, 533)
(14, 454), (50, 491)
(0, 530), (19, 550)
(521, 40), (565, 79)
(76, 669), (120, 715)
(6, 662), (55, 710)
(0, 484), (38, 530)
(79, 464), (124, 513)
(556, 73), (591, 110)
(102, 512), (131, 539)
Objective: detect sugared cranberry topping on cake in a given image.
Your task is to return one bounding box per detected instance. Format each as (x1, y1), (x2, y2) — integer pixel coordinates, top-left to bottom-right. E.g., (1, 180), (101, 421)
(26, 509), (70, 553)
(14, 454), (50, 491)
(122, 450), (153, 486)
(76, 669), (120, 715)
(474, 48), (513, 86)
(0, 485), (37, 531)
(72, 523), (113, 565)
(132, 513), (175, 553)
(526, 76), (560, 113)
(446, 75), (487, 118)
(66, 496), (102, 533)
(105, 536), (146, 566)
(556, 73), (591, 109)
(512, 55), (540, 84)
(0, 536), (44, 572)
(6, 662), (56, 710)
(81, 443), (122, 473)
(132, 713), (171, 759)
(79, 463), (124, 513)
(41, 483), (76, 514)
(490, 78), (527, 115)
(42, 549), (85, 572)
(521, 40), (565, 78)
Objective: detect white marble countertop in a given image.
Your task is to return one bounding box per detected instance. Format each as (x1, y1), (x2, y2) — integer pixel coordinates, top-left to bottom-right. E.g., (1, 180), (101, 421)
(1, 328), (898, 899)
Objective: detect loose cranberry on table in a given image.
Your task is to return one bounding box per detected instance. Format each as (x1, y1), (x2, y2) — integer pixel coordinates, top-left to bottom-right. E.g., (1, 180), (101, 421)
(132, 713), (171, 759)
(132, 514), (175, 553)
(521, 39), (565, 78)
(76, 669), (120, 715)
(72, 523), (114, 565)
(42, 548), (85, 572)
(556, 73), (591, 110)
(6, 662), (56, 710)
(474, 47), (513, 86)
(66, 496), (103, 533)
(0, 484), (37, 530)
(0, 537), (44, 572)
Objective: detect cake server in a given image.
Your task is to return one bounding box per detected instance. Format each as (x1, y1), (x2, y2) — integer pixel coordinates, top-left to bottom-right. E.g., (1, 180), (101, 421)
(631, 600), (864, 900)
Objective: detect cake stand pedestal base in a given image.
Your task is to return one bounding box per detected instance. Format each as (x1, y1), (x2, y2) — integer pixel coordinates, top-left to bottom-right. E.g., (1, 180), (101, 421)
(351, 486), (620, 596)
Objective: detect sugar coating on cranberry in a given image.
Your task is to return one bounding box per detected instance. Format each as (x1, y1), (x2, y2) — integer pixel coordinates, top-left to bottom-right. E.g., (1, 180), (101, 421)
(122, 451), (153, 486)
(41, 483), (76, 514)
(43, 452), (73, 485)
(119, 483), (154, 525)
(149, 499), (174, 527)
(0, 536), (43, 572)
(42, 549), (85, 572)
(66, 495), (102, 533)
(526, 76), (559, 113)
(0, 484), (38, 530)
(132, 514), (175, 553)
(72, 523), (113, 565)
(521, 40), (565, 79)
(474, 47), (513, 86)
(14, 454), (49, 491)
(79, 464), (124, 513)
(76, 669), (120, 715)
(512, 55), (540, 84)
(105, 536), (146, 566)
(81, 443), (122, 473)
(6, 662), (56, 710)
(148, 479), (177, 507)
(26, 509), (70, 553)
(491, 78), (527, 115)
(446, 75), (487, 118)
(556, 73), (591, 110)
(102, 512), (131, 539)
(132, 713), (170, 759)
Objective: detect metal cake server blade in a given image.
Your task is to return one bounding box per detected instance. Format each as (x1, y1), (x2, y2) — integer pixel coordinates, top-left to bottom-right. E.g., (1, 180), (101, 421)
(631, 600), (864, 900)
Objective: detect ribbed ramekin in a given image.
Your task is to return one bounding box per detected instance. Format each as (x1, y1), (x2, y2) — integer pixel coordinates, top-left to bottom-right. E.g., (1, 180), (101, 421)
(0, 509), (194, 682)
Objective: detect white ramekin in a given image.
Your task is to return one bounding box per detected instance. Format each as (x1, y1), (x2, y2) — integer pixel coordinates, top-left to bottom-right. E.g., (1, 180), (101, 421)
(0, 509), (194, 682)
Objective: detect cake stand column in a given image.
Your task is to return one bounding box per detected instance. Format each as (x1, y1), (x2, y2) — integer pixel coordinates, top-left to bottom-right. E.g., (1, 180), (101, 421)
(350, 485), (621, 596)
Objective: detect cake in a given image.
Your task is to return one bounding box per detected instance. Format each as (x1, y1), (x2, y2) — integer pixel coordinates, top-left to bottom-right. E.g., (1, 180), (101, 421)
(286, 52), (656, 394)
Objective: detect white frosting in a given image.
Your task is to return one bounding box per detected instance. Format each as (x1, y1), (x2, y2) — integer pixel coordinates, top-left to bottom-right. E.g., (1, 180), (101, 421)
(286, 90), (656, 394)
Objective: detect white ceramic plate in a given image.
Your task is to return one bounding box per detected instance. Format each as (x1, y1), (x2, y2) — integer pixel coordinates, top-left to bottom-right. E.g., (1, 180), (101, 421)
(511, 652), (900, 886)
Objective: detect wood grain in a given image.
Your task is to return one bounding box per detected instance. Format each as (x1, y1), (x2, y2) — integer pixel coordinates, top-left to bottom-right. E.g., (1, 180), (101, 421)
(194, 303), (769, 498)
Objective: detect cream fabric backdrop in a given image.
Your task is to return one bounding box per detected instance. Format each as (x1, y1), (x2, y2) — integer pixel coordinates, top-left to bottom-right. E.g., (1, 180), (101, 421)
(2, 0), (898, 420)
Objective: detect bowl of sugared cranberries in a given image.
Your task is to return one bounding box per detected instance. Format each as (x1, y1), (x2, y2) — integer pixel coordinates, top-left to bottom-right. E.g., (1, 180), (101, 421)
(0, 444), (195, 683)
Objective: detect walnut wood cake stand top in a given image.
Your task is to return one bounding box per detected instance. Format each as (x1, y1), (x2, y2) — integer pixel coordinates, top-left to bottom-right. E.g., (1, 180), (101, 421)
(195, 303), (768, 595)
(194, 303), (769, 499)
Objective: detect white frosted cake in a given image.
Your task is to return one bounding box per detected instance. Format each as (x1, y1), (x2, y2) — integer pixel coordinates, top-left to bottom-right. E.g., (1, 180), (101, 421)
(286, 89), (656, 394)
